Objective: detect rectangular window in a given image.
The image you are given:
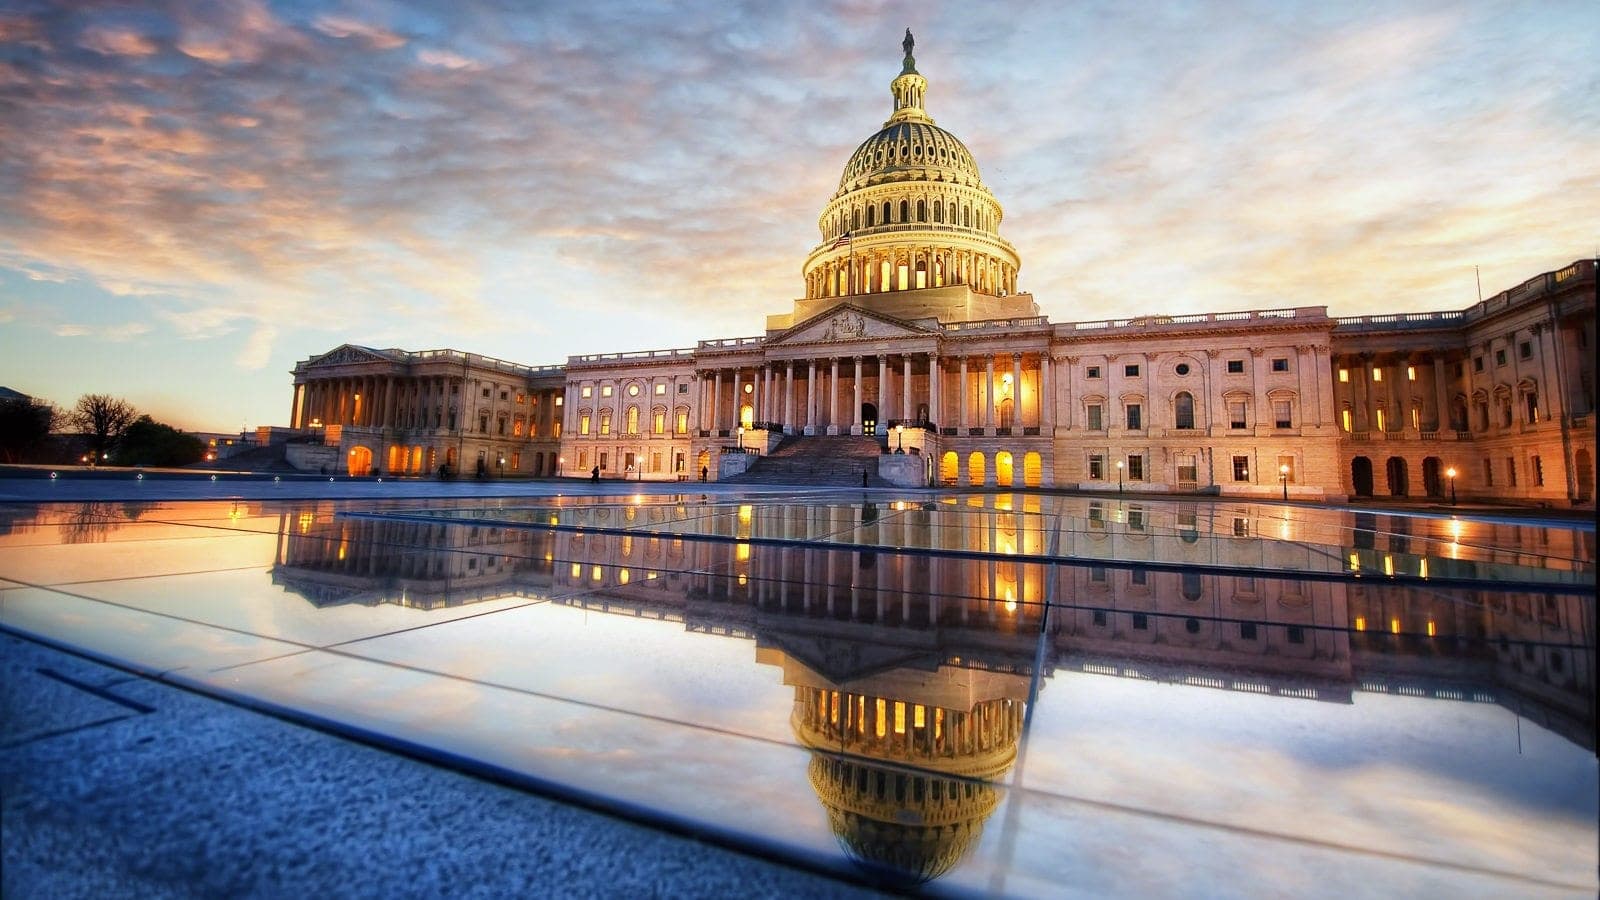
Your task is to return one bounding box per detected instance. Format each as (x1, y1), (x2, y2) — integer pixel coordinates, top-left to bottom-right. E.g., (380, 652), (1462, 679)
(1092, 609), (1107, 626)
(1088, 455), (1104, 479)
(1240, 622), (1258, 641)
(1089, 502), (1105, 527)
(1375, 408), (1387, 432)
(1287, 626), (1306, 644)
(601, 385), (614, 397)
(499, 390), (508, 401)
(678, 383), (689, 394)
(1533, 455), (1544, 486)
(1229, 401), (1247, 429)
(676, 411), (689, 434)
(1233, 518), (1249, 537)
(1407, 366), (1417, 381)
(1341, 408), (1352, 431)
(1507, 456), (1517, 487)
(1495, 349), (1507, 366)
(1338, 368), (1349, 382)
(1473, 356), (1484, 372)
(1127, 455), (1143, 480)
(1087, 404), (1103, 431)
(653, 411), (666, 434)
(479, 415), (489, 433)
(555, 396), (563, 406)
(1519, 341), (1532, 359)
(1232, 455), (1250, 482)
(1124, 364), (1140, 377)
(511, 451), (521, 469)
(654, 383), (666, 395)
(1128, 507), (1145, 530)
(1090, 566), (1106, 582)
(1125, 404), (1142, 430)
(1271, 357), (1288, 372)
(1273, 400), (1292, 428)
(1131, 568), (1147, 585)
(1453, 362), (1464, 378)
(1132, 613), (1149, 630)
(1226, 359), (1244, 374)
(482, 388), (491, 398)
(1086, 365), (1101, 379)
(1372, 368), (1383, 382)
(599, 452), (608, 471)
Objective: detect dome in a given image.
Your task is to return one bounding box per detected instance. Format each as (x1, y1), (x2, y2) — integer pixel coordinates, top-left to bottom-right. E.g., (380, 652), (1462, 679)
(836, 121), (985, 193)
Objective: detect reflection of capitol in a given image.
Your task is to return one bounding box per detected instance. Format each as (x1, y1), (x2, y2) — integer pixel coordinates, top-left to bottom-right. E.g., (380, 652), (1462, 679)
(270, 503), (1595, 880)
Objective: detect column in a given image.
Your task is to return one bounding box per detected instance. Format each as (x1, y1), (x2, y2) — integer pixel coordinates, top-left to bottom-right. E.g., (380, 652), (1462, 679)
(853, 356), (863, 435)
(784, 361), (795, 428)
(384, 377), (396, 429)
(727, 370), (737, 432)
(829, 357), (840, 435)
(929, 353), (941, 426)
(902, 355), (913, 422)
(1040, 354), (1054, 430)
(806, 360), (817, 431)
(1011, 352), (1022, 429)
(877, 356), (888, 428)
(712, 370), (723, 432)
(984, 355), (995, 430)
(1432, 357), (1450, 432)
(959, 356), (969, 430)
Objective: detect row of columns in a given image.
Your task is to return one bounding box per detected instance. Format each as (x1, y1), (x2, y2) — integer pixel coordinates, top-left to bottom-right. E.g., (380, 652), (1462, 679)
(806, 247), (1018, 300)
(697, 352), (1052, 434)
(297, 375), (560, 436)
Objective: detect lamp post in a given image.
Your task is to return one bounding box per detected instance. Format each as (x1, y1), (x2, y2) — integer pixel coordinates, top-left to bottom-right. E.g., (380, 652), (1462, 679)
(895, 424), (904, 453)
(497, 454), (505, 479)
(1279, 463), (1290, 501)
(1445, 466), (1457, 505)
(558, 456), (565, 478)
(1116, 459), (1124, 493)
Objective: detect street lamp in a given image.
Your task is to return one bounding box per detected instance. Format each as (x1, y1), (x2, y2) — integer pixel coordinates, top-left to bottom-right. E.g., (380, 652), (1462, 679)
(894, 424), (904, 453)
(497, 454), (505, 478)
(736, 425), (744, 449)
(558, 456), (565, 477)
(1116, 459), (1124, 493)
(1445, 466), (1457, 505)
(1279, 463), (1290, 501)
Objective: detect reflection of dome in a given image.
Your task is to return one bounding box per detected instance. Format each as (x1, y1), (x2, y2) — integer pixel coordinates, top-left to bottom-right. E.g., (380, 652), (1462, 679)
(809, 755), (996, 887)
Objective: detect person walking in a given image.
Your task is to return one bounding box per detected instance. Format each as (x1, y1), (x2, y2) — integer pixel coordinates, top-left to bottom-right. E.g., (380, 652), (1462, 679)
(591, 465), (600, 483)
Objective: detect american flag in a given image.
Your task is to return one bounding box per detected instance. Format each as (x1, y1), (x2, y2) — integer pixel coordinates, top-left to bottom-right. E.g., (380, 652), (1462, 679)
(831, 231), (852, 250)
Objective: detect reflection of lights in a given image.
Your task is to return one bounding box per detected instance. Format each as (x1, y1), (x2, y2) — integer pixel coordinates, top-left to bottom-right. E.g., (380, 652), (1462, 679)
(1348, 552), (1361, 572)
(544, 552), (553, 562)
(618, 568), (630, 585)
(646, 571), (658, 580)
(737, 505), (752, 524)
(1448, 518), (1464, 542)
(1383, 555), (1394, 576)
(298, 513), (314, 534)
(1419, 558), (1428, 578)
(1279, 519), (1290, 539)
(632, 494), (642, 505)
(1390, 617), (1401, 634)
(736, 542), (750, 561)
(549, 515), (559, 525)
(1427, 620), (1437, 637)
(737, 573), (747, 586)
(570, 563), (581, 579)
(1004, 587), (1017, 612)
(1354, 616), (1367, 631)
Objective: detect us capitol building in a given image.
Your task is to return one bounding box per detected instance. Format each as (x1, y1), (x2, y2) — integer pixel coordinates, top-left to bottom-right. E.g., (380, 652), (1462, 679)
(280, 35), (1596, 505)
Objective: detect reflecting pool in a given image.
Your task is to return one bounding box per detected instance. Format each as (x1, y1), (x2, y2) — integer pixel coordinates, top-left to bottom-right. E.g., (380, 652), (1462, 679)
(1, 493), (1593, 896)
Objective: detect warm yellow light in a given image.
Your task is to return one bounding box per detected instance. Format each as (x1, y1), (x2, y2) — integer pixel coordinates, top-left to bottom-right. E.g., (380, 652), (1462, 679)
(618, 569), (630, 584)
(736, 542), (750, 561)
(1348, 552), (1361, 571)
(737, 573), (747, 586)
(737, 504), (752, 524)
(1426, 620), (1437, 637)
(1354, 616), (1367, 631)
(1407, 365), (1417, 381)
(1372, 369), (1383, 382)
(544, 552), (553, 562)
(1445, 467), (1457, 479)
(1339, 368), (1349, 382)
(570, 562), (581, 578)
(1419, 558), (1429, 578)
(893, 702), (906, 735)
(1390, 617), (1401, 634)
(875, 698), (887, 738)
(1383, 555), (1394, 576)
(591, 565), (603, 581)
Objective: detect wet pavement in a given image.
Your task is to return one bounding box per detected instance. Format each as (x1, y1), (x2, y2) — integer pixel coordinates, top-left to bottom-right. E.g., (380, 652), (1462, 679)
(1, 482), (1594, 896)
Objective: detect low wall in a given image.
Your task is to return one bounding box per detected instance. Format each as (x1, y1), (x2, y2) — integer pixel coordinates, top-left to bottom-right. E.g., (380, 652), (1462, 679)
(878, 453), (925, 488)
(717, 453), (757, 480)
(285, 443), (341, 474)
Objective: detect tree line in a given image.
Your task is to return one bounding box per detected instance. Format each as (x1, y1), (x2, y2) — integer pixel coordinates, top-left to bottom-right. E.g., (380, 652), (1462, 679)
(0, 393), (206, 467)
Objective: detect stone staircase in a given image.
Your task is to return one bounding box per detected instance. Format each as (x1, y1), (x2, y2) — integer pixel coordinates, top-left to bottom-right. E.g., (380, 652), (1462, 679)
(724, 435), (890, 486)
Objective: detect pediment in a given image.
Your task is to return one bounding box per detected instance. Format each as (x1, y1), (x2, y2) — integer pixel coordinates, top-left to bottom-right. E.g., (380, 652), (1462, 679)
(303, 344), (405, 368)
(759, 632), (939, 685)
(767, 305), (935, 348)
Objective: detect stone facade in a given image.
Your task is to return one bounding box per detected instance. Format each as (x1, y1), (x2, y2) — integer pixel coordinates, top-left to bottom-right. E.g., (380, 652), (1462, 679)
(281, 43), (1597, 505)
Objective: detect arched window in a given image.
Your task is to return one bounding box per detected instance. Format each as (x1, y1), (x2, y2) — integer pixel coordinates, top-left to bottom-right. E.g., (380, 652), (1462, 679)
(1181, 573), (1202, 601)
(917, 199), (926, 222)
(1174, 392), (1195, 429)
(852, 208), (860, 230)
(934, 202), (943, 224)
(866, 206), (875, 227)
(899, 200), (908, 222)
(949, 201), (957, 223)
(963, 205), (971, 227)
(625, 406), (639, 435)
(882, 201), (891, 223)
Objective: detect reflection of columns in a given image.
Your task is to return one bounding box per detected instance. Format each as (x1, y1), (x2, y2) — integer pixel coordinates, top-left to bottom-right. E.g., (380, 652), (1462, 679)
(853, 356), (863, 434)
(929, 353), (940, 425)
(959, 356), (968, 429)
(713, 370), (723, 431)
(984, 355), (996, 430)
(829, 357), (839, 434)
(902, 355), (913, 422)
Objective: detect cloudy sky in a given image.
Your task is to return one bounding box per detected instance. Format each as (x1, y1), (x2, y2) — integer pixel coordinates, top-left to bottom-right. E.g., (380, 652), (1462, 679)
(1, 1), (1596, 431)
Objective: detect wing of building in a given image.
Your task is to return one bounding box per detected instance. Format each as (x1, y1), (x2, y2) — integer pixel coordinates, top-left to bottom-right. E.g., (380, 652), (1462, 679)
(281, 37), (1597, 505)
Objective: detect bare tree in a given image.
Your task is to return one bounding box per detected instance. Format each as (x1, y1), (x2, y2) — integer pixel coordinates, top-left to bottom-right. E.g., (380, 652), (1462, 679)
(68, 394), (137, 461)
(0, 395), (57, 463)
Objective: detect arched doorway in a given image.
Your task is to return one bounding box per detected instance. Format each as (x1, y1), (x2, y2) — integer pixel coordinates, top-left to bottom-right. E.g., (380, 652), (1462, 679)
(1023, 452), (1043, 487)
(861, 402), (878, 435)
(940, 451), (959, 485)
(1577, 449), (1593, 501)
(996, 451), (1015, 487)
(1351, 456), (1374, 497)
(347, 445), (373, 476)
(740, 404), (754, 429)
(998, 398), (1014, 430)
(1386, 456), (1409, 497)
(696, 449), (711, 481)
(1422, 457), (1443, 498)
(967, 451), (987, 486)
(387, 444), (404, 474)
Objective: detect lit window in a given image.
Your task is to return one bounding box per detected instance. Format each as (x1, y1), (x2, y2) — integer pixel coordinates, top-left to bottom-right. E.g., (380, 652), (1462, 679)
(1372, 369), (1383, 382)
(602, 385), (613, 397)
(1339, 368), (1349, 383)
(1406, 366), (1417, 381)
(1232, 456), (1250, 482)
(654, 383), (666, 395)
